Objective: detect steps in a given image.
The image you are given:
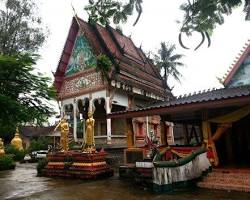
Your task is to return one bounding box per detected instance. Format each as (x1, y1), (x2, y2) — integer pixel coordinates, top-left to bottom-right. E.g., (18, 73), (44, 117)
(197, 168), (250, 192)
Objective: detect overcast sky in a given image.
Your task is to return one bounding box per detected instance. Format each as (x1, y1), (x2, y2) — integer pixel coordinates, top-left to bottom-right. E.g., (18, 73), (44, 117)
(37, 0), (250, 96)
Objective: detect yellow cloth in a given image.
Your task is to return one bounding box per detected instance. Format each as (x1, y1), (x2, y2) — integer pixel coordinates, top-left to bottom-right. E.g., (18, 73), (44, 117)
(208, 104), (250, 123)
(211, 124), (231, 141)
(201, 105), (250, 166)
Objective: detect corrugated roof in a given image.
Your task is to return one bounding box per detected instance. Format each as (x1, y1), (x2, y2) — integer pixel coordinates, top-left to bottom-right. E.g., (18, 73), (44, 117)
(108, 85), (250, 116)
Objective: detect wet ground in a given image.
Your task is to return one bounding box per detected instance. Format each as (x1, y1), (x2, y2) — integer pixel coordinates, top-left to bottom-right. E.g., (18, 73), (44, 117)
(0, 163), (250, 200)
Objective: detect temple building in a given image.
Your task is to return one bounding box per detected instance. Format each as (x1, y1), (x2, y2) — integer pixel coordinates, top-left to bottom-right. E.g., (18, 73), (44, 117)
(109, 39), (250, 165)
(108, 40), (250, 192)
(53, 17), (172, 147)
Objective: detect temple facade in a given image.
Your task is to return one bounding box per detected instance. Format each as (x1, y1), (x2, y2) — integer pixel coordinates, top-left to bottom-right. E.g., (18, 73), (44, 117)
(108, 39), (250, 168)
(53, 17), (172, 146)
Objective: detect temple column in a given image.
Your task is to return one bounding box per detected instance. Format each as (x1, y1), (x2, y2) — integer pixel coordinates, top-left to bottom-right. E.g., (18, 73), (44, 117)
(126, 118), (134, 148)
(166, 122), (175, 145)
(160, 115), (167, 146)
(106, 96), (112, 144)
(73, 102), (77, 142)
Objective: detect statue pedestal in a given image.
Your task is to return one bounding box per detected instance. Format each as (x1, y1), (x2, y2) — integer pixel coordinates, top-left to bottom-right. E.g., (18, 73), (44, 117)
(43, 150), (113, 179)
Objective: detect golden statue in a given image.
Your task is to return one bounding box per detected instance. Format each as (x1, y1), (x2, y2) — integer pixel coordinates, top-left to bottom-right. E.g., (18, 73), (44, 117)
(0, 138), (5, 156)
(54, 117), (69, 152)
(83, 111), (95, 152)
(11, 127), (23, 150)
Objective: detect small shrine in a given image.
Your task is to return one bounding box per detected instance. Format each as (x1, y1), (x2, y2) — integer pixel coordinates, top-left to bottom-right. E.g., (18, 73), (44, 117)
(0, 138), (5, 156)
(42, 112), (113, 179)
(11, 127), (23, 150)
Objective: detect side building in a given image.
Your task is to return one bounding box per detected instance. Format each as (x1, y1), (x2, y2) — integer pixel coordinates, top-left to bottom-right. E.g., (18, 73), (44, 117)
(53, 17), (172, 147)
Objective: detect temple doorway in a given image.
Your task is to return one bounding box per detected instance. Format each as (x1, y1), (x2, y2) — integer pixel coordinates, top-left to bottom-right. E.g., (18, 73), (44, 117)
(215, 114), (250, 167)
(93, 98), (107, 136)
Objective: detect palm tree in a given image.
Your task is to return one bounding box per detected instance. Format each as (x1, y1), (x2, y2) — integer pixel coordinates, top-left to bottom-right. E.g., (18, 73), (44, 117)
(154, 42), (184, 88)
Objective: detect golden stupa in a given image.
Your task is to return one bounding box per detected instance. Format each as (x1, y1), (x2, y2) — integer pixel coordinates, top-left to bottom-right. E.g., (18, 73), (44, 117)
(11, 127), (23, 150)
(0, 138), (5, 156)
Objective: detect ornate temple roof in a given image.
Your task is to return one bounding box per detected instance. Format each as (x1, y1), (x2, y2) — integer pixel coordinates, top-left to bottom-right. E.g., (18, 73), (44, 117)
(54, 17), (170, 100)
(222, 39), (250, 87)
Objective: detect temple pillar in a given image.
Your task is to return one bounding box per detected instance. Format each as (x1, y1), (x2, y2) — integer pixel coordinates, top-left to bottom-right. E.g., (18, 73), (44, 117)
(73, 102), (77, 142)
(126, 118), (134, 148)
(160, 116), (167, 146)
(166, 122), (175, 145)
(106, 96), (112, 144)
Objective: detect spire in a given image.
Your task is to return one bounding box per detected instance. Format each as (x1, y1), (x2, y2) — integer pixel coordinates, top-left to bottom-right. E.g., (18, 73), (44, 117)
(71, 3), (85, 35)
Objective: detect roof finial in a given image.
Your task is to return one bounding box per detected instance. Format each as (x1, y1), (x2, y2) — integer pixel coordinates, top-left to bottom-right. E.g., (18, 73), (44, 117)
(140, 43), (142, 49)
(71, 3), (84, 35)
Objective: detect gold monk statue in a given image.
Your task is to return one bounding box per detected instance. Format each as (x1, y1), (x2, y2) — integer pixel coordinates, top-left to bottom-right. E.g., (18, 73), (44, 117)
(83, 111), (95, 152)
(54, 117), (69, 152)
(0, 138), (5, 156)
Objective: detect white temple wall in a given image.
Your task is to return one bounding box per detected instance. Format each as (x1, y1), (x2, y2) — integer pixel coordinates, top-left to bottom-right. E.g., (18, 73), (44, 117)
(112, 91), (128, 107)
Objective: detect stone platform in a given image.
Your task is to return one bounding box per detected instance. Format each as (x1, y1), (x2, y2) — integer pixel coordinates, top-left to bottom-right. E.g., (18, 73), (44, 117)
(43, 151), (113, 179)
(197, 168), (250, 192)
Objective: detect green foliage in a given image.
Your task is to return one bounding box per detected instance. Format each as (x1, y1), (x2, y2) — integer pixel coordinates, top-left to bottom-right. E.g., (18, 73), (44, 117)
(28, 137), (50, 153)
(85, 0), (250, 49)
(0, 154), (16, 171)
(178, 0), (242, 50)
(64, 162), (73, 170)
(64, 156), (74, 163)
(0, 54), (56, 140)
(96, 54), (113, 83)
(85, 0), (142, 26)
(64, 156), (74, 170)
(4, 144), (26, 161)
(37, 157), (48, 175)
(154, 42), (184, 88)
(0, 0), (47, 55)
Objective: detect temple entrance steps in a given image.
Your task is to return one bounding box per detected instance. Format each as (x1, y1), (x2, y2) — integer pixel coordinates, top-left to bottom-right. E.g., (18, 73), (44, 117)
(197, 168), (250, 192)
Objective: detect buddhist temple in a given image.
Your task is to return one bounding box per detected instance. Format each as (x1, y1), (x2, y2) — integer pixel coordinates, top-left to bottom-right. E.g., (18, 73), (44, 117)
(108, 40), (250, 192)
(53, 17), (172, 147)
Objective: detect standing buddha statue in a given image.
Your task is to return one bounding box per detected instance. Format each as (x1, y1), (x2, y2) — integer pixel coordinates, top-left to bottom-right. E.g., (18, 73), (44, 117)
(83, 111), (95, 152)
(54, 117), (69, 152)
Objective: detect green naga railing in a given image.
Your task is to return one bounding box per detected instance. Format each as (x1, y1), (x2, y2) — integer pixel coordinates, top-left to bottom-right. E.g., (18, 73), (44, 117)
(153, 147), (207, 168)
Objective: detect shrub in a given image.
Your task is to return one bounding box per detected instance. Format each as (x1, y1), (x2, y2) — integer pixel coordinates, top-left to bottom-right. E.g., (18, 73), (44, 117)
(64, 156), (74, 170)
(28, 137), (50, 153)
(37, 157), (48, 175)
(0, 155), (16, 171)
(4, 145), (26, 161)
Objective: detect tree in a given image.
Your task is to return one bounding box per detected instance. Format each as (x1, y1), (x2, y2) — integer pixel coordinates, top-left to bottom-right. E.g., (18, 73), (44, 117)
(154, 42), (184, 88)
(0, 0), (54, 141)
(85, 0), (250, 49)
(178, 0), (247, 50)
(0, 0), (47, 55)
(85, 0), (142, 26)
(0, 54), (56, 141)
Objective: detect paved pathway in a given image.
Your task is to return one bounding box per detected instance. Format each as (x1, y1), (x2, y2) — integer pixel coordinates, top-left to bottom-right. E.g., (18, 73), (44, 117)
(0, 163), (250, 200)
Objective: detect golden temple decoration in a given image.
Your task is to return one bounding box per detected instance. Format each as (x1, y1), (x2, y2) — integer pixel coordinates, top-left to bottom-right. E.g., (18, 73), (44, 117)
(0, 138), (5, 156)
(11, 127), (23, 150)
(54, 117), (69, 152)
(83, 111), (95, 152)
